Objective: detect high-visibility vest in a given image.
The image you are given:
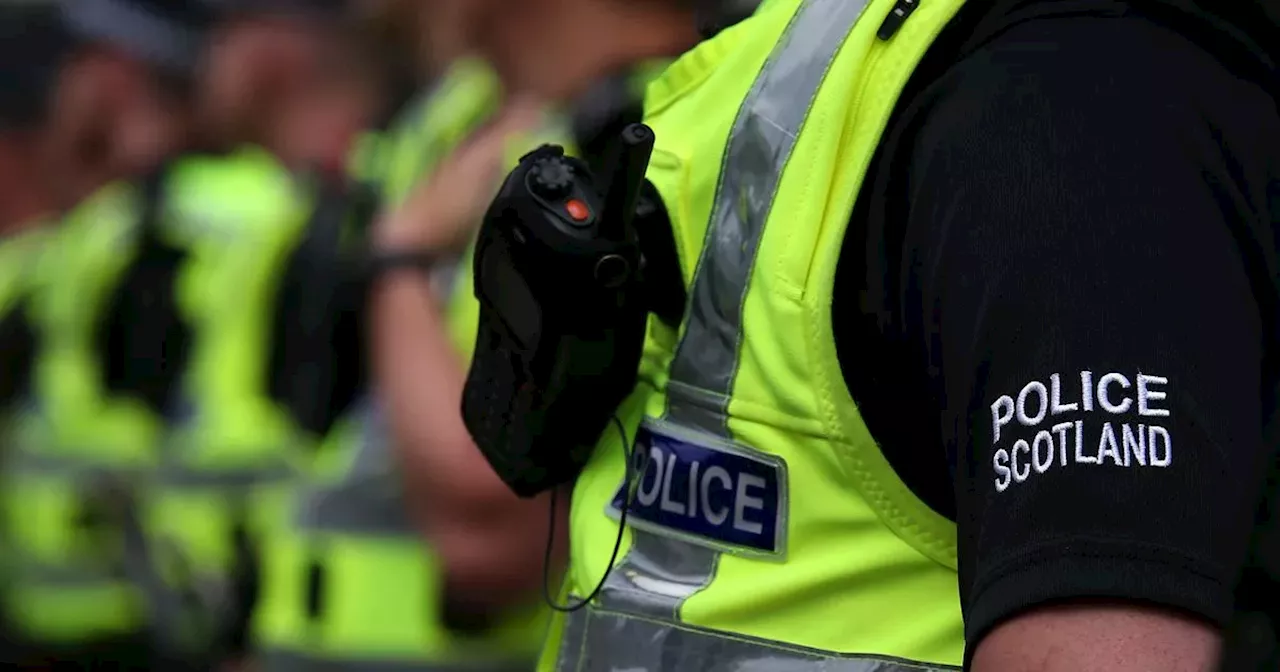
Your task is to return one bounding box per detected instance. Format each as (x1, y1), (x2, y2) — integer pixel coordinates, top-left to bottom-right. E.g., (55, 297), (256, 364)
(251, 59), (555, 671)
(546, 0), (968, 669)
(2, 183), (162, 643)
(254, 398), (546, 672)
(2, 148), (305, 648)
(139, 148), (310, 656)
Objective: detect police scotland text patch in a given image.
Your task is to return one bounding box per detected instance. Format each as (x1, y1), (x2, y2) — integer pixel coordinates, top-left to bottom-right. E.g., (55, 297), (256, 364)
(608, 419), (788, 558)
(989, 370), (1174, 493)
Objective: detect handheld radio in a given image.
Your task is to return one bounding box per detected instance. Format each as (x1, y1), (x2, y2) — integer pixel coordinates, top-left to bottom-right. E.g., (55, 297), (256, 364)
(462, 124), (656, 498)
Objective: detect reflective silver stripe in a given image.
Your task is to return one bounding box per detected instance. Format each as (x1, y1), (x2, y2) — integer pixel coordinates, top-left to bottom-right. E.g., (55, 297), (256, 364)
(258, 648), (533, 672)
(294, 400), (417, 535)
(295, 475), (417, 534)
(598, 0), (872, 627)
(159, 398), (297, 488)
(5, 445), (147, 478)
(157, 460), (295, 488)
(7, 559), (131, 588)
(557, 610), (958, 672)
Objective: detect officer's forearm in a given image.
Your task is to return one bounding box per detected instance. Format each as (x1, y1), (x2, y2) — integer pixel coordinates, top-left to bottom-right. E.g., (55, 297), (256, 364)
(435, 488), (569, 624)
(370, 271), (560, 604)
(370, 272), (505, 497)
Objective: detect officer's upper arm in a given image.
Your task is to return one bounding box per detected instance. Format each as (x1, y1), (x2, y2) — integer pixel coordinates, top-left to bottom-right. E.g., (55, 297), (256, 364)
(971, 603), (1219, 672)
(896, 14), (1279, 668)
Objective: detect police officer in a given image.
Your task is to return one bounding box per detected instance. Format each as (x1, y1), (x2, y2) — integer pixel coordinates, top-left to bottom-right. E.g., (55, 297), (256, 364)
(390, 0), (1280, 670)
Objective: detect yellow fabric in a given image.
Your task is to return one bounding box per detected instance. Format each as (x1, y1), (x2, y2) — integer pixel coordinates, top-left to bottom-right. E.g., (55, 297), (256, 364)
(147, 149), (307, 592)
(254, 417), (451, 659)
(25, 183), (161, 461)
(165, 148), (305, 449)
(3, 184), (158, 640)
(5, 582), (144, 642)
(253, 410), (549, 663)
(381, 59), (503, 208)
(0, 225), (50, 319)
(5, 148), (306, 642)
(557, 0), (967, 666)
(254, 522), (445, 658)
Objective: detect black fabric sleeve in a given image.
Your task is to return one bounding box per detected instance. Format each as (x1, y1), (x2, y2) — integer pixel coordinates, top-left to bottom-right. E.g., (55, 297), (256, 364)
(897, 13), (1280, 656)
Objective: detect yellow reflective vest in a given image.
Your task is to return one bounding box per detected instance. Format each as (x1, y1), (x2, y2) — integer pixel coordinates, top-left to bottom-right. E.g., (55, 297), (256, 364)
(547, 0), (967, 669)
(140, 148), (309, 657)
(2, 148), (305, 650)
(3, 183), (160, 644)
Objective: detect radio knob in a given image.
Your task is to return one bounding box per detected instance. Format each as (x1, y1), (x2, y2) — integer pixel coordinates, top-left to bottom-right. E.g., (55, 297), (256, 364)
(528, 158), (574, 200)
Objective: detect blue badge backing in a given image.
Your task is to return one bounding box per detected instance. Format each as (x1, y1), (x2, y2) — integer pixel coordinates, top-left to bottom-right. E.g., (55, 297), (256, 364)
(608, 419), (788, 558)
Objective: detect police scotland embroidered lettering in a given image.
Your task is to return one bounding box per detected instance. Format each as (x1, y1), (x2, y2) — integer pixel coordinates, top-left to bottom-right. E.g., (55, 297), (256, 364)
(552, 0), (963, 669)
(989, 371), (1175, 493)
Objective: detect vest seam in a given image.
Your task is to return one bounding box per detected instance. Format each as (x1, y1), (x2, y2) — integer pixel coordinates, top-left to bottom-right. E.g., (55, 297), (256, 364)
(803, 1), (968, 571)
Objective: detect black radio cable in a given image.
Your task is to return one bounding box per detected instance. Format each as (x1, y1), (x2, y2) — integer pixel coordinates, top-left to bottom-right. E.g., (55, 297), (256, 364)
(542, 415), (651, 612)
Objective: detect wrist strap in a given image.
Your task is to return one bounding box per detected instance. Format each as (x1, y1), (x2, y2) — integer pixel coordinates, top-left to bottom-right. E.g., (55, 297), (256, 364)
(365, 248), (438, 282)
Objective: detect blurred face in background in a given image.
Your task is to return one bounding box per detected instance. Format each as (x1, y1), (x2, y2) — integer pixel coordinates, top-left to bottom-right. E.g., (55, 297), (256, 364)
(416, 0), (487, 74)
(0, 122), (55, 230)
(353, 0), (433, 75)
(43, 47), (189, 206)
(267, 38), (384, 173)
(201, 10), (389, 173)
(198, 12), (341, 153)
(460, 0), (697, 102)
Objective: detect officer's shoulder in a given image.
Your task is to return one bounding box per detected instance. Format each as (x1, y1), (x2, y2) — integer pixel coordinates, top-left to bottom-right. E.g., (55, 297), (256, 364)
(905, 7), (1279, 169)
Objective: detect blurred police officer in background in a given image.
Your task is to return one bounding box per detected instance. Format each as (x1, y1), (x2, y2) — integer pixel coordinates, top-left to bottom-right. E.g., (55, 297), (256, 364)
(0, 2), (222, 668)
(400, 0), (1278, 670)
(0, 0), (348, 668)
(240, 0), (554, 667)
(136, 2), (374, 668)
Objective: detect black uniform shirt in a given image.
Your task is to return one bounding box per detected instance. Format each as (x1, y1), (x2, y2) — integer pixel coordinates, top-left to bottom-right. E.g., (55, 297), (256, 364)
(833, 0), (1280, 660)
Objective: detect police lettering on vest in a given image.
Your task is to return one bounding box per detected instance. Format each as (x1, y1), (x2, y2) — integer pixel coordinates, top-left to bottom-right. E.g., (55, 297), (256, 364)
(990, 370), (1173, 493)
(608, 420), (787, 557)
